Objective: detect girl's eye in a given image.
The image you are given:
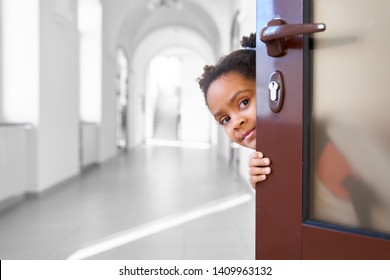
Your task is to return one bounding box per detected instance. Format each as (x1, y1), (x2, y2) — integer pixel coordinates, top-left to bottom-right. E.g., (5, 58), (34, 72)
(239, 99), (249, 109)
(220, 116), (230, 125)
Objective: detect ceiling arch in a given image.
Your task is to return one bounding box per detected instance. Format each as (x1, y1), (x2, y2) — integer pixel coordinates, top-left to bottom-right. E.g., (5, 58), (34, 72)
(115, 0), (221, 61)
(132, 26), (215, 70)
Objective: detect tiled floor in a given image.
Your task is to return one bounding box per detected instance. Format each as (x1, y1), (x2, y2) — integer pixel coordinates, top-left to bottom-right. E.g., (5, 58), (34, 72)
(0, 144), (255, 260)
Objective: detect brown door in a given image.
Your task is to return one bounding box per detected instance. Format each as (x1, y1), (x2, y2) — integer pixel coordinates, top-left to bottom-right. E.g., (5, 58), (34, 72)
(256, 0), (390, 259)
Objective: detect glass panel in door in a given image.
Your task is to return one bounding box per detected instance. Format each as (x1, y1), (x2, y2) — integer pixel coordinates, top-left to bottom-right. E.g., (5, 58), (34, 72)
(310, 0), (390, 235)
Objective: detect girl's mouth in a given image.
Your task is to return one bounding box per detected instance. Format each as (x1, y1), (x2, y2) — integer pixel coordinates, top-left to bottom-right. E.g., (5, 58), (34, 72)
(242, 128), (256, 140)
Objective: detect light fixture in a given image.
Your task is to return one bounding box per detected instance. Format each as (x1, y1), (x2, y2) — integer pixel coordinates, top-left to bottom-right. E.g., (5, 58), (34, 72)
(147, 0), (183, 11)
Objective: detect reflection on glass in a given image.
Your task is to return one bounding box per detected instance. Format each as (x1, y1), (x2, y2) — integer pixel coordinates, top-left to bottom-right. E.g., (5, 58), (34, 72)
(310, 0), (390, 234)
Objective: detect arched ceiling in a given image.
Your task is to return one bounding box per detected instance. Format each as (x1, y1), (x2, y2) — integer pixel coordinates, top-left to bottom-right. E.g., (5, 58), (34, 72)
(115, 0), (222, 62)
(132, 26), (215, 72)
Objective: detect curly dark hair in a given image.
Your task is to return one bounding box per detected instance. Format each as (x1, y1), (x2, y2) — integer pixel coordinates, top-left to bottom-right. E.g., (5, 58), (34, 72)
(197, 33), (256, 106)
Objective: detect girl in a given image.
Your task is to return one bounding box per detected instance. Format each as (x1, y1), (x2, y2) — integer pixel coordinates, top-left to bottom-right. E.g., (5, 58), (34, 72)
(198, 33), (271, 188)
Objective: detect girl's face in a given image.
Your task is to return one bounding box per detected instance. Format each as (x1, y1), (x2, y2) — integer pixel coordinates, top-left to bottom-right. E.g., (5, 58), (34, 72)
(207, 72), (256, 150)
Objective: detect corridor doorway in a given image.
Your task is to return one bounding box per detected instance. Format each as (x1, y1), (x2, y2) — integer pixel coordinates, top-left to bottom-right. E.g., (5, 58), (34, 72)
(145, 48), (212, 146)
(148, 55), (182, 141)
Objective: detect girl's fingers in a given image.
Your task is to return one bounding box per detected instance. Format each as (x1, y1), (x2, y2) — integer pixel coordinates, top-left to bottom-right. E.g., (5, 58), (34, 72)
(249, 157), (271, 167)
(249, 174), (267, 187)
(249, 166), (271, 176)
(248, 151), (271, 188)
(249, 151), (263, 159)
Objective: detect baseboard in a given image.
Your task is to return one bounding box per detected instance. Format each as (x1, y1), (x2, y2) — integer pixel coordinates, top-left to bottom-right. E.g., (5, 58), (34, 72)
(0, 194), (25, 213)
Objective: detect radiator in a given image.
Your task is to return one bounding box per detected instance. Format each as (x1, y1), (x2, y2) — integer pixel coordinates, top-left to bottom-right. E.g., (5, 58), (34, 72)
(0, 124), (31, 205)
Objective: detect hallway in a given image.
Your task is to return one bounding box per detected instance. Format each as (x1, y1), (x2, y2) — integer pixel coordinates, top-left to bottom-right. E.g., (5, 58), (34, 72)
(0, 144), (254, 260)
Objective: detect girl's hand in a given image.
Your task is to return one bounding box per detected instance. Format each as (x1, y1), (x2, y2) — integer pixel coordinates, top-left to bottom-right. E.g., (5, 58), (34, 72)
(248, 151), (271, 188)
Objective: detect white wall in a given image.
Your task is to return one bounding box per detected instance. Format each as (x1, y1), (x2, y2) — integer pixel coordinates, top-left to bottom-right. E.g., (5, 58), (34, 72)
(180, 51), (211, 143)
(80, 123), (99, 167)
(238, 0), (256, 35)
(99, 54), (117, 161)
(99, 1), (121, 161)
(1, 0), (39, 124)
(36, 0), (80, 192)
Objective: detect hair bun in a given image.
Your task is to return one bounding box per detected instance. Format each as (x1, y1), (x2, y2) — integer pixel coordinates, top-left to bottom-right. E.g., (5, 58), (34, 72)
(240, 33), (256, 49)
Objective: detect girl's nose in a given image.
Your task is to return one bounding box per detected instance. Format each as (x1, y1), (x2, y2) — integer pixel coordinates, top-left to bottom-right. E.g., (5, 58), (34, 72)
(233, 116), (246, 129)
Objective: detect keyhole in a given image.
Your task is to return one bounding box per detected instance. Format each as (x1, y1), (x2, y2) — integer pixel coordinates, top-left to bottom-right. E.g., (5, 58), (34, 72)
(269, 81), (279, 101)
(268, 70), (284, 113)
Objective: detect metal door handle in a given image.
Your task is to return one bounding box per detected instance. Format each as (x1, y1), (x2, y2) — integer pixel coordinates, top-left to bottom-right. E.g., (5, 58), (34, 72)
(260, 19), (326, 57)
